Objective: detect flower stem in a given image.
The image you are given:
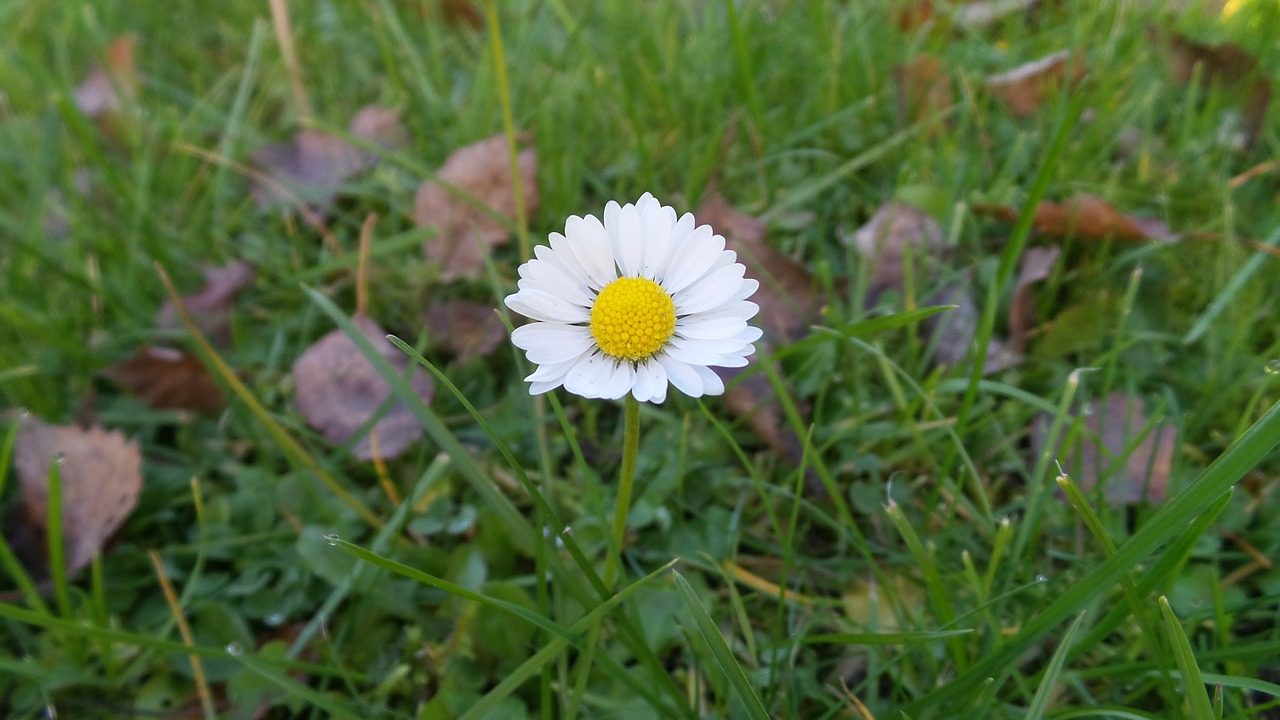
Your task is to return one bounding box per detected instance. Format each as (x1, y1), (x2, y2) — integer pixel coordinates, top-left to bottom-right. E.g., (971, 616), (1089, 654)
(605, 395), (640, 588)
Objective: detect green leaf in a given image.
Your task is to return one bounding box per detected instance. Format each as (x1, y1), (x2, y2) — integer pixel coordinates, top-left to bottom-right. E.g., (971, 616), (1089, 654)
(673, 571), (771, 720)
(1158, 596), (1215, 719)
(1026, 611), (1088, 720)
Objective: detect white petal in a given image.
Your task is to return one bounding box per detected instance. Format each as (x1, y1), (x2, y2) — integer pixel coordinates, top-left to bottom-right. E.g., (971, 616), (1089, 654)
(640, 202), (676, 280)
(646, 360), (668, 404)
(505, 289), (590, 324)
(562, 215), (616, 288)
(677, 316), (747, 340)
(693, 365), (725, 396)
(631, 358), (655, 402)
(673, 263), (747, 315)
(519, 257), (594, 308)
(662, 225), (725, 295)
(613, 202), (643, 277)
(533, 240), (593, 290)
(652, 213), (696, 284)
(598, 361), (636, 400)
(529, 380), (561, 395)
(657, 354), (703, 398)
(664, 337), (730, 366)
(525, 354), (585, 383)
(732, 278), (760, 302)
(512, 324), (593, 364)
(736, 326), (765, 344)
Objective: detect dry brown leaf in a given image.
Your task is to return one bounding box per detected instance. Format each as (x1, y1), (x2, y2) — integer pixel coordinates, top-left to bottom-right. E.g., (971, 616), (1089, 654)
(426, 300), (505, 363)
(1008, 245), (1060, 353)
(293, 314), (434, 461)
(441, 0), (484, 28)
(251, 105), (408, 213)
(895, 1), (936, 31)
(1150, 26), (1271, 148)
(695, 194), (818, 344)
(415, 134), (539, 281)
(73, 35), (140, 117)
(985, 50), (1086, 117)
(1034, 393), (1176, 504)
(976, 195), (1172, 242)
(103, 346), (225, 413)
(156, 260), (255, 346)
(846, 200), (946, 298)
(8, 417), (143, 580)
(894, 55), (953, 134)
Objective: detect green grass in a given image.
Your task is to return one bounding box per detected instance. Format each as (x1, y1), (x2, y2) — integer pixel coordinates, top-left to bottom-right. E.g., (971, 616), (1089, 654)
(4, 0), (1280, 718)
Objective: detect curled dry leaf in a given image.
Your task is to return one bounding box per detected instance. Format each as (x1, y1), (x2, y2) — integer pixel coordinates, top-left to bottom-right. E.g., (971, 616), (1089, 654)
(1034, 393), (1176, 505)
(426, 300), (505, 363)
(252, 105), (409, 213)
(846, 200), (946, 300)
(922, 282), (1022, 374)
(415, 134), (539, 281)
(975, 195), (1173, 242)
(292, 314), (434, 461)
(73, 35), (140, 117)
(156, 260), (255, 346)
(103, 346), (225, 414)
(1008, 245), (1061, 353)
(985, 50), (1086, 117)
(8, 417), (143, 580)
(893, 55), (953, 135)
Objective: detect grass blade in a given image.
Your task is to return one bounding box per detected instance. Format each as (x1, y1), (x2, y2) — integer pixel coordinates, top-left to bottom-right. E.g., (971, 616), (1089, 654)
(1026, 611), (1087, 720)
(1158, 596), (1215, 719)
(674, 570), (771, 720)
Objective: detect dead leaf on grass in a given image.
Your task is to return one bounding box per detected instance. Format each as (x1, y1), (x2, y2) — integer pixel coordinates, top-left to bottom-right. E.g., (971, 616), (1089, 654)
(293, 314), (434, 461)
(1149, 26), (1271, 148)
(975, 195), (1173, 242)
(1034, 393), (1176, 504)
(73, 35), (140, 118)
(696, 194), (819, 344)
(894, 55), (953, 134)
(251, 105), (408, 214)
(156, 260), (255, 346)
(922, 282), (1022, 374)
(1008, 245), (1061, 353)
(949, 0), (1040, 29)
(846, 200), (946, 299)
(103, 346), (225, 414)
(426, 300), (505, 363)
(7, 417), (143, 580)
(415, 134), (539, 281)
(985, 50), (1086, 117)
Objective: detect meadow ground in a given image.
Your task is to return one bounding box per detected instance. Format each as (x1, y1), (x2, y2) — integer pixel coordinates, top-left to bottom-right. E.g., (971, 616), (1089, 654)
(3, 1), (1280, 718)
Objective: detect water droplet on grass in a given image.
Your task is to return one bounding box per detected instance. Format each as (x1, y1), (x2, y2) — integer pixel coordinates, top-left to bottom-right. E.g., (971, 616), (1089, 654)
(1035, 575), (1048, 583)
(17, 407), (29, 418)
(322, 533), (340, 545)
(1081, 403), (1095, 416)
(265, 612), (286, 627)
(1265, 360), (1280, 375)
(225, 642), (243, 656)
(52, 451), (66, 464)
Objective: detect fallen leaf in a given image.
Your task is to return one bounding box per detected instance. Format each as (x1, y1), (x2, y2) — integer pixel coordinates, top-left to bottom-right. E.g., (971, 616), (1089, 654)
(949, 0), (1039, 28)
(251, 105), (408, 213)
(441, 0), (484, 28)
(895, 1), (936, 31)
(846, 200), (946, 299)
(8, 417), (143, 580)
(894, 55), (953, 134)
(976, 195), (1173, 242)
(103, 346), (225, 413)
(426, 300), (505, 362)
(415, 134), (539, 281)
(695, 194), (818, 344)
(156, 260), (255, 346)
(985, 50), (1086, 117)
(1150, 26), (1271, 148)
(922, 282), (1021, 374)
(1034, 393), (1176, 504)
(293, 314), (434, 461)
(73, 35), (140, 118)
(1008, 245), (1060, 353)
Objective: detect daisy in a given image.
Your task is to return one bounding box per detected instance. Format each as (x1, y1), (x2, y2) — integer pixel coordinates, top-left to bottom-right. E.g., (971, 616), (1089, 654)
(504, 193), (762, 403)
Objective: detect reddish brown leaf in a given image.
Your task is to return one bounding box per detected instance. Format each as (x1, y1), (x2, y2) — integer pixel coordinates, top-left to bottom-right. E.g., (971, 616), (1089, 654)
(894, 55), (953, 134)
(103, 346), (225, 413)
(985, 50), (1086, 117)
(73, 35), (140, 117)
(976, 195), (1172, 242)
(156, 260), (255, 346)
(695, 195), (819, 345)
(1034, 393), (1176, 505)
(847, 200), (946, 297)
(426, 300), (505, 363)
(441, 0), (484, 28)
(251, 105), (407, 213)
(1008, 245), (1060, 353)
(292, 314), (434, 461)
(895, 0), (936, 31)
(8, 417), (143, 580)
(415, 134), (539, 281)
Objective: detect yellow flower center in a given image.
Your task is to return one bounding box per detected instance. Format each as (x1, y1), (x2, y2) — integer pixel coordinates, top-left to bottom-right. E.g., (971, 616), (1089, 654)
(589, 276), (676, 361)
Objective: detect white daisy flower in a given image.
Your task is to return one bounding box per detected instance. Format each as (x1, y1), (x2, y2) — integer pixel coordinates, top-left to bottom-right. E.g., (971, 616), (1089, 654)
(504, 193), (763, 403)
